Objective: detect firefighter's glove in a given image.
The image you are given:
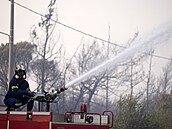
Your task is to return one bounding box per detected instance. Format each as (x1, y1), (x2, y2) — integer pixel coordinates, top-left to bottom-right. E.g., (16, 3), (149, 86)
(60, 87), (67, 92)
(28, 91), (36, 97)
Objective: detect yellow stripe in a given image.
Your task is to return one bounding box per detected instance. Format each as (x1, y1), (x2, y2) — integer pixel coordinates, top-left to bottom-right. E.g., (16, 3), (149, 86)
(15, 103), (22, 107)
(26, 87), (30, 91)
(11, 86), (18, 91)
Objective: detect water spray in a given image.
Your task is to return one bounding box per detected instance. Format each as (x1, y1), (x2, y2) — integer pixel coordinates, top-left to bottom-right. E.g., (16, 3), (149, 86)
(65, 21), (172, 88)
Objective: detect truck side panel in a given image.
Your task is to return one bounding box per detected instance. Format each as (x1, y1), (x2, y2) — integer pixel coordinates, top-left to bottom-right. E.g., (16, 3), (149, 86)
(52, 123), (109, 129)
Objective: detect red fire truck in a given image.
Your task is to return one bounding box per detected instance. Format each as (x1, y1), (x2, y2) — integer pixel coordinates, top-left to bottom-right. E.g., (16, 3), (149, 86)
(0, 88), (114, 129)
(0, 108), (114, 129)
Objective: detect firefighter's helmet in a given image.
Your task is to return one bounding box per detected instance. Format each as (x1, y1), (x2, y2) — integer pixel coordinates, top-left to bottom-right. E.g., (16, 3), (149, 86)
(15, 64), (26, 80)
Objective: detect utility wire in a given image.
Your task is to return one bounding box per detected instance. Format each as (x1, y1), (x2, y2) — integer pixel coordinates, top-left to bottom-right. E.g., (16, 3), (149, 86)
(151, 54), (172, 61)
(14, 1), (172, 61)
(0, 31), (10, 37)
(14, 1), (124, 48)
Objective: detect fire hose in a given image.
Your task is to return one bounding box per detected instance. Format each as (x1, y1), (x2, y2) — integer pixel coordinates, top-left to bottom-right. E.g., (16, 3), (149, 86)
(23, 87), (67, 111)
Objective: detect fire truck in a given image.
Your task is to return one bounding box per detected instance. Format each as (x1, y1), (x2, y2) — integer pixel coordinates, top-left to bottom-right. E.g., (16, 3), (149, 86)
(0, 88), (114, 129)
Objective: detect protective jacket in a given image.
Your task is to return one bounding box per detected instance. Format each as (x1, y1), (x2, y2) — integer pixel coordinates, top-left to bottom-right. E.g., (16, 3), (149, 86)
(4, 76), (30, 100)
(4, 76), (34, 111)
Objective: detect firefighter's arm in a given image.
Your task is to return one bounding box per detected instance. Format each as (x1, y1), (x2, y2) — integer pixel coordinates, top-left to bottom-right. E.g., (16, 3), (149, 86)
(10, 82), (30, 96)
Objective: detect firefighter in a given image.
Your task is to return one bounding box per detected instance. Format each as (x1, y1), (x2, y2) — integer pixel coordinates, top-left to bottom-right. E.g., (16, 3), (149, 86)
(4, 64), (36, 111)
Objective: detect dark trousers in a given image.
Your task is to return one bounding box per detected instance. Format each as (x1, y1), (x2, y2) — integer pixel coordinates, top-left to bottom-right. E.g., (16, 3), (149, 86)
(4, 97), (34, 111)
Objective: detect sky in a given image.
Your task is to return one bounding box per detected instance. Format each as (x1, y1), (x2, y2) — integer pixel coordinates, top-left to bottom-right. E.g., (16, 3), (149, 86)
(1, 0), (172, 77)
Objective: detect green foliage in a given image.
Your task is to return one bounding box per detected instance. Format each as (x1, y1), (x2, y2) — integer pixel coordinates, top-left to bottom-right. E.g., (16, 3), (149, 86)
(113, 95), (170, 129)
(152, 93), (172, 129)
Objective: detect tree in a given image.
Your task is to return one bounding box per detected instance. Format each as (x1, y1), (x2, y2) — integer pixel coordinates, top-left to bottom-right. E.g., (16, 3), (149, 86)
(158, 59), (172, 93)
(0, 42), (36, 104)
(64, 32), (148, 112)
(114, 95), (162, 129)
(0, 43), (9, 96)
(65, 41), (109, 112)
(30, 0), (67, 112)
(152, 58), (172, 129)
(113, 57), (172, 129)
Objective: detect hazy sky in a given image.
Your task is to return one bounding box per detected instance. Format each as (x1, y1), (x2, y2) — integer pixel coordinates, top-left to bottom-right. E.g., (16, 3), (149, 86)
(1, 0), (172, 76)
